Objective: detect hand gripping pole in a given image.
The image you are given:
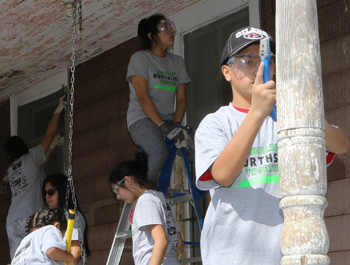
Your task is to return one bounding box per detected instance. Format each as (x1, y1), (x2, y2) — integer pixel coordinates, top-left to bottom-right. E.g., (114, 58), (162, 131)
(65, 209), (76, 265)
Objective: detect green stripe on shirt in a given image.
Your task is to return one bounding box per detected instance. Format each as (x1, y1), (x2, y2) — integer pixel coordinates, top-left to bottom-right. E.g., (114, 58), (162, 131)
(153, 85), (177, 92)
(230, 175), (279, 188)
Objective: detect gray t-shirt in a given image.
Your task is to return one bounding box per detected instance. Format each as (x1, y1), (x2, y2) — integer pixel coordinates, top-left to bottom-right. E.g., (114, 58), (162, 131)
(126, 50), (190, 128)
(195, 104), (283, 265)
(132, 190), (179, 265)
(11, 225), (66, 265)
(7, 144), (46, 226)
(64, 211), (86, 265)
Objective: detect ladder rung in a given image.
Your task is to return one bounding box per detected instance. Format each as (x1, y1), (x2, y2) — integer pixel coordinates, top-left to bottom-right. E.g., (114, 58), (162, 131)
(167, 188), (189, 194)
(167, 194), (193, 204)
(115, 230), (133, 239)
(178, 257), (202, 263)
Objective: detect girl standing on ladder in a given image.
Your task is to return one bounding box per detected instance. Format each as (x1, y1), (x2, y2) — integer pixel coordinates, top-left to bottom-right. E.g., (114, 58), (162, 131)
(43, 173), (90, 264)
(110, 152), (182, 265)
(127, 13), (190, 189)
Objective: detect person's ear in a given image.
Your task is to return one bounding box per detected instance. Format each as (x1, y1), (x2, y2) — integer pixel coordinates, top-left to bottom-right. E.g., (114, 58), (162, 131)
(148, 32), (153, 41)
(53, 222), (60, 230)
(124, 176), (133, 186)
(222, 65), (232, 81)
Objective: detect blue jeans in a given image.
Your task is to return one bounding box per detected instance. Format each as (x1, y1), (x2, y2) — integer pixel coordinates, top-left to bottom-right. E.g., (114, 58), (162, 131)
(6, 217), (27, 259)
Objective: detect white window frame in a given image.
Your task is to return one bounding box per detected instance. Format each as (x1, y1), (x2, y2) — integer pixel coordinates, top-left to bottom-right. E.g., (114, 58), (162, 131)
(170, 0), (259, 125)
(172, 0), (260, 58)
(10, 70), (68, 136)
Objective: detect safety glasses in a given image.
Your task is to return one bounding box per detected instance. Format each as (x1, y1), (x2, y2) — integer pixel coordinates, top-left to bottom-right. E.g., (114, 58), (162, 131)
(227, 53), (276, 75)
(157, 20), (176, 35)
(112, 179), (125, 194)
(43, 188), (57, 197)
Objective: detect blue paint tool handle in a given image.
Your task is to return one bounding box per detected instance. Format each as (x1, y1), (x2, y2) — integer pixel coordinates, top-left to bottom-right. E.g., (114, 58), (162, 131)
(260, 37), (277, 122)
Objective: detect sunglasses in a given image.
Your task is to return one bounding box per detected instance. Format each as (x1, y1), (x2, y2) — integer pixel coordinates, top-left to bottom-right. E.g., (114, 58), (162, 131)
(43, 188), (57, 196)
(112, 179), (125, 194)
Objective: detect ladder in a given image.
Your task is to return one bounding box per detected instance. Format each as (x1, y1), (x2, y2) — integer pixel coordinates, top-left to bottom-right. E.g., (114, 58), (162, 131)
(106, 139), (205, 265)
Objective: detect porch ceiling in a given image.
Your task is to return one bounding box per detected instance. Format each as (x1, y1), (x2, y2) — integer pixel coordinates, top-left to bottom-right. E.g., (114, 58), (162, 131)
(0, 0), (202, 102)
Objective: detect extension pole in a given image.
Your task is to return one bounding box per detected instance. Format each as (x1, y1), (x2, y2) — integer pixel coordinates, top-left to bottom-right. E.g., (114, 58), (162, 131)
(65, 209), (76, 265)
(276, 1), (330, 264)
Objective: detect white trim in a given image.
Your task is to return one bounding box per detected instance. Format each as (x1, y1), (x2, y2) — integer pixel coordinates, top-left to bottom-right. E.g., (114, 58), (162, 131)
(249, 0), (260, 28)
(10, 70), (68, 135)
(172, 0), (260, 58)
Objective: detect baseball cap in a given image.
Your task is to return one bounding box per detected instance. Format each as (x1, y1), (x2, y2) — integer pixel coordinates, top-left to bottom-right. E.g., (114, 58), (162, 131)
(221, 26), (275, 65)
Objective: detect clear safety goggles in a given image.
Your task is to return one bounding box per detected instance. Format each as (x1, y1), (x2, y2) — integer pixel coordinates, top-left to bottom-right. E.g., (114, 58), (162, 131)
(112, 178), (125, 194)
(157, 20), (176, 35)
(227, 53), (276, 75)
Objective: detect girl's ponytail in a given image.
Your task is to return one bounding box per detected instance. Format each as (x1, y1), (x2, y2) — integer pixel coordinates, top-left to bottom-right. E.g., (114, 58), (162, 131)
(110, 152), (152, 189)
(27, 206), (67, 233)
(137, 13), (166, 50)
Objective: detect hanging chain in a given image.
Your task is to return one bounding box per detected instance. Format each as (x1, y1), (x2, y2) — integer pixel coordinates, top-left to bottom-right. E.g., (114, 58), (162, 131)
(64, 1), (86, 264)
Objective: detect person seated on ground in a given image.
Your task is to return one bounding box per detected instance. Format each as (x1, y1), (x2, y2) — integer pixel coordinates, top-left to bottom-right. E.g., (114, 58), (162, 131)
(11, 206), (77, 265)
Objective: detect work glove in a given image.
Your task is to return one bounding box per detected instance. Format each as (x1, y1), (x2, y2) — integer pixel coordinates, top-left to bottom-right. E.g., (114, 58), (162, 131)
(50, 134), (64, 150)
(159, 122), (187, 148)
(54, 96), (67, 114)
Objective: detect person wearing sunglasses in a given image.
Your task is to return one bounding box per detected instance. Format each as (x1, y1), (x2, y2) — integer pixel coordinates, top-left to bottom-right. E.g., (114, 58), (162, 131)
(42, 174), (90, 265)
(126, 13), (190, 188)
(3, 97), (66, 260)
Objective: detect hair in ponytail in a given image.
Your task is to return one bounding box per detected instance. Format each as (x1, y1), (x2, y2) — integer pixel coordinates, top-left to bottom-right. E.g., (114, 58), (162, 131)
(137, 13), (166, 50)
(109, 152), (151, 189)
(25, 206), (67, 235)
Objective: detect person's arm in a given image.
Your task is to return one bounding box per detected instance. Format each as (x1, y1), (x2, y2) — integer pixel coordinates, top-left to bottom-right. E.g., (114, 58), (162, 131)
(46, 247), (77, 265)
(324, 120), (350, 154)
(176, 231), (184, 251)
(41, 98), (66, 154)
(43, 134), (62, 167)
(211, 63), (276, 186)
(0, 175), (8, 189)
(132, 75), (163, 126)
(70, 241), (82, 263)
(148, 224), (168, 265)
(174, 83), (187, 123)
(0, 180), (6, 189)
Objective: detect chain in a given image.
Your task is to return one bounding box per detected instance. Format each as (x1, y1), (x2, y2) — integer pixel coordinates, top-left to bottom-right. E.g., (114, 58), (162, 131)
(64, 1), (87, 264)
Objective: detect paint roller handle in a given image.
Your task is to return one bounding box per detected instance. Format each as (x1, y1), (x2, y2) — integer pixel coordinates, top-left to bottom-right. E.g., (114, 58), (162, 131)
(65, 209), (76, 265)
(260, 37), (277, 121)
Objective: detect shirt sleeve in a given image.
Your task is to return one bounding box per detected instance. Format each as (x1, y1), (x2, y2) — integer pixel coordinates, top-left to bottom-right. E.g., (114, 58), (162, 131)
(135, 196), (164, 229)
(72, 211), (85, 241)
(126, 51), (149, 83)
(41, 227), (66, 256)
(29, 144), (46, 167)
(175, 55), (190, 84)
(195, 114), (231, 191)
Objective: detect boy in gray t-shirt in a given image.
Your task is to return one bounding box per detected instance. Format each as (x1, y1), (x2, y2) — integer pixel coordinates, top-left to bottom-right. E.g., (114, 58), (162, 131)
(195, 27), (349, 265)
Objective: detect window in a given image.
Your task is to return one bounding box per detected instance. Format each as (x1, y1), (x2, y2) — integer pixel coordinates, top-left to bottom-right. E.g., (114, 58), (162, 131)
(10, 71), (68, 176)
(184, 7), (250, 131)
(17, 88), (66, 175)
